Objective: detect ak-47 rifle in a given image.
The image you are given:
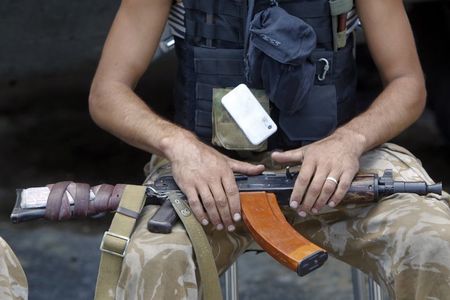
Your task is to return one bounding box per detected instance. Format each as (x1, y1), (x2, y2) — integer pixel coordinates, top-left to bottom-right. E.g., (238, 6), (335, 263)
(10, 169), (442, 276)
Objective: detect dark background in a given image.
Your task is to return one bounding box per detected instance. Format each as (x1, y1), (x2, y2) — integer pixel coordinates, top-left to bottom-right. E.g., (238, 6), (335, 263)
(1, 1), (449, 299)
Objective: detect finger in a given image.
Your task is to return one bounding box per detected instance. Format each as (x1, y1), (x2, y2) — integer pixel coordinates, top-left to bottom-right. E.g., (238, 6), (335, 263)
(312, 171), (342, 213)
(290, 160), (315, 212)
(299, 167), (329, 215)
(184, 187), (209, 226)
(228, 159), (265, 175)
(197, 185), (222, 229)
(222, 172), (241, 225)
(329, 171), (355, 207)
(271, 148), (305, 164)
(209, 182), (234, 231)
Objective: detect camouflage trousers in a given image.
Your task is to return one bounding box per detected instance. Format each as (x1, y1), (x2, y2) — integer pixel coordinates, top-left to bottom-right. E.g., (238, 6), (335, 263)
(0, 237), (28, 300)
(116, 143), (450, 300)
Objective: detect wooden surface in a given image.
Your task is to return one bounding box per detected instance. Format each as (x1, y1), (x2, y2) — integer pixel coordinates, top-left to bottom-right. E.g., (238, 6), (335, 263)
(241, 192), (325, 273)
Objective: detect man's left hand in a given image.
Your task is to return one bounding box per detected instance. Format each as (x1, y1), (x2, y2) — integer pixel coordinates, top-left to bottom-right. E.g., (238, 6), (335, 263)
(271, 128), (366, 216)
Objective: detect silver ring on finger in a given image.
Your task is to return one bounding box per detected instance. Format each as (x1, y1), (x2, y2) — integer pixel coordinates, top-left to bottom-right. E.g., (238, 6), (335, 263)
(325, 176), (338, 185)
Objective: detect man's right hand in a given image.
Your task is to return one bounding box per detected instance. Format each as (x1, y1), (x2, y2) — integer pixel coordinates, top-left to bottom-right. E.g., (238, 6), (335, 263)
(162, 132), (265, 232)
(88, 0), (264, 232)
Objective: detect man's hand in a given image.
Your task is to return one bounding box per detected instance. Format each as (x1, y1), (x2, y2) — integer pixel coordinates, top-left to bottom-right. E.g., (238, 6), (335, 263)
(271, 128), (365, 216)
(163, 132), (265, 231)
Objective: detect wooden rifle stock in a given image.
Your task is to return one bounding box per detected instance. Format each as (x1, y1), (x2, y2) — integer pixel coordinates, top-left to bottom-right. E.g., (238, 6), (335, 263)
(241, 192), (327, 276)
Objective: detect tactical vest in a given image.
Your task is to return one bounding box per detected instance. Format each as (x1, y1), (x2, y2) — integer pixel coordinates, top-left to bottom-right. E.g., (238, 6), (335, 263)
(173, 0), (357, 149)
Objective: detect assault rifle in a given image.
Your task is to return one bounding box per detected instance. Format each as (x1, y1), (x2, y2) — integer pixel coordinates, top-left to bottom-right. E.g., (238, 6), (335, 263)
(10, 169), (442, 276)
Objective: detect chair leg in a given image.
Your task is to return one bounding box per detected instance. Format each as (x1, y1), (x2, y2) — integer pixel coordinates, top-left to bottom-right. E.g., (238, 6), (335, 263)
(368, 277), (383, 300)
(351, 267), (367, 300)
(224, 261), (239, 300)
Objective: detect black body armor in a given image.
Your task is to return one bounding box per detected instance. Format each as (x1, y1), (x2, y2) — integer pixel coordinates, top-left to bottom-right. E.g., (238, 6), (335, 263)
(173, 0), (357, 149)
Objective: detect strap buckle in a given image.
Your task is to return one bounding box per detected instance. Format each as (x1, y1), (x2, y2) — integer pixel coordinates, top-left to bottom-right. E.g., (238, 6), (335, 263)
(99, 231), (130, 258)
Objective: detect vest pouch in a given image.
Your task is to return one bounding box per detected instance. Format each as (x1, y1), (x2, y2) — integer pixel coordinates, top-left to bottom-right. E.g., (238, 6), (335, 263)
(192, 46), (246, 141)
(278, 84), (337, 142)
(212, 87), (268, 151)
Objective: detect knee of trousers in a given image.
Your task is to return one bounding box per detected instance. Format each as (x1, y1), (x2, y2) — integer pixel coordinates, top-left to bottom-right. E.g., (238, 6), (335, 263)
(366, 195), (450, 276)
(122, 229), (196, 278)
(117, 229), (199, 300)
(396, 227), (450, 269)
(377, 197), (450, 274)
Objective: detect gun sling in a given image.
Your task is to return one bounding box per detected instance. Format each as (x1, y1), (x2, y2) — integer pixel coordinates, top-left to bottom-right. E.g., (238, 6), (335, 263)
(168, 191), (223, 300)
(95, 186), (222, 300)
(241, 192), (328, 276)
(95, 185), (147, 300)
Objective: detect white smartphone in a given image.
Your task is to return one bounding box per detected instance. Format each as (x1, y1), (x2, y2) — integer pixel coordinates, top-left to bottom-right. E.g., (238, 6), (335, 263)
(221, 84), (277, 145)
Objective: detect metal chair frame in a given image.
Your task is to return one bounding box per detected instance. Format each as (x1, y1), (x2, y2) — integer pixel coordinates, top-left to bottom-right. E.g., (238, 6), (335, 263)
(223, 259), (386, 300)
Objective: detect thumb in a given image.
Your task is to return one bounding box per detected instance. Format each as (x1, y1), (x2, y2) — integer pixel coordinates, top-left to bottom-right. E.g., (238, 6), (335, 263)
(271, 148), (305, 164)
(228, 159), (265, 175)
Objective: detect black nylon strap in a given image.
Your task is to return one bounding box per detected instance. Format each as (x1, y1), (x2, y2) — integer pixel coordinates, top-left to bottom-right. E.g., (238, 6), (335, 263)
(184, 0), (243, 18)
(277, 0), (330, 17)
(195, 126), (212, 139)
(195, 110), (212, 128)
(194, 58), (244, 75)
(196, 98), (212, 112)
(196, 83), (214, 100)
(186, 20), (243, 43)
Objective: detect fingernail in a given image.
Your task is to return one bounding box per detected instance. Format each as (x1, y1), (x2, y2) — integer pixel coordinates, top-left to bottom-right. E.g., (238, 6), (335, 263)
(201, 219), (209, 226)
(311, 208), (318, 214)
(298, 211), (307, 217)
(216, 224), (224, 231)
(328, 201), (336, 208)
(227, 225), (236, 232)
(290, 201), (298, 209)
(233, 213), (241, 222)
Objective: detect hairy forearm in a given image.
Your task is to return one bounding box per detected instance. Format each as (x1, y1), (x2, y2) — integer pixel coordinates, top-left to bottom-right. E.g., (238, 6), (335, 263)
(89, 80), (195, 157)
(336, 74), (426, 155)
(340, 0), (427, 155)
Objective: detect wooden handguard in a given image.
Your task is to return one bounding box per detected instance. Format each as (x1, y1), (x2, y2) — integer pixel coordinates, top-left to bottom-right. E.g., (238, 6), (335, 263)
(241, 192), (328, 276)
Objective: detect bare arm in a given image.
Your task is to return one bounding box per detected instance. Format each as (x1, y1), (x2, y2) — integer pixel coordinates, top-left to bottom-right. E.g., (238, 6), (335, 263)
(89, 0), (264, 231)
(272, 0), (426, 215)
(89, 0), (177, 156)
(341, 0), (426, 150)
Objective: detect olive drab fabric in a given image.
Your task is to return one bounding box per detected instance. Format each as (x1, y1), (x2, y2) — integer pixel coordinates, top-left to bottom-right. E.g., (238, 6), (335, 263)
(173, 0), (357, 148)
(115, 144), (450, 300)
(0, 237), (28, 300)
(212, 87), (269, 151)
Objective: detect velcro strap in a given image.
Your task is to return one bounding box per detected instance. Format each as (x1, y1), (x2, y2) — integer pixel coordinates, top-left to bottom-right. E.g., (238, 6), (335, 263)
(195, 110), (212, 128)
(194, 58), (244, 75)
(329, 0), (353, 16)
(261, 0), (330, 17)
(196, 83), (214, 100)
(184, 0), (243, 18)
(186, 19), (242, 43)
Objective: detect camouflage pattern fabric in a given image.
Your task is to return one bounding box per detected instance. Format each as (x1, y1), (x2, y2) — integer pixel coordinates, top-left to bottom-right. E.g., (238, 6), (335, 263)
(211, 87), (269, 152)
(117, 143), (450, 300)
(0, 237), (28, 300)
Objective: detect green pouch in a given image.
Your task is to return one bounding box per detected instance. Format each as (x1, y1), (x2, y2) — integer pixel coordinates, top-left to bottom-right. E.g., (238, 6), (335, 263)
(212, 87), (269, 151)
